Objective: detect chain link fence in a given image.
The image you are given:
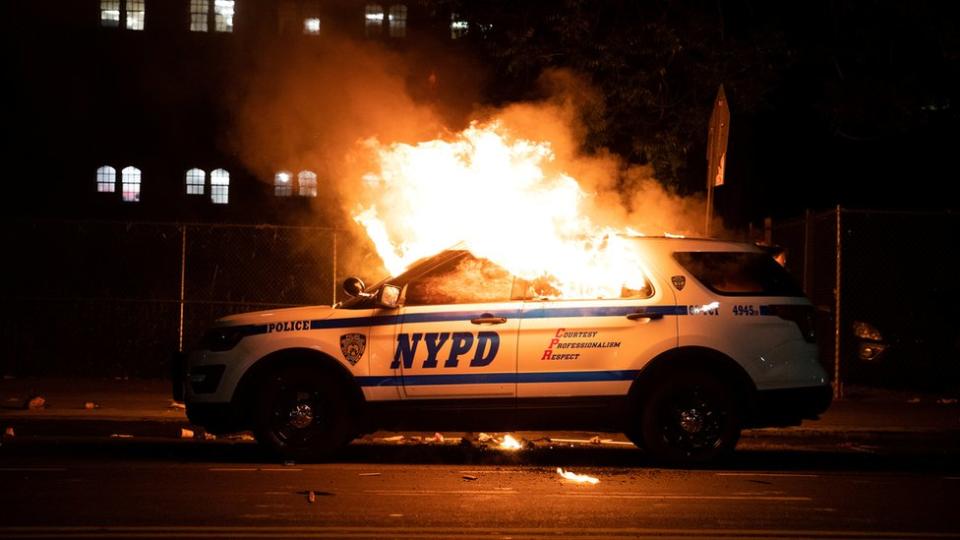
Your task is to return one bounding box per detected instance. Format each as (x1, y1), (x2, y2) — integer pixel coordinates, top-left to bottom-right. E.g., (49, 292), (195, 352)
(1, 220), (343, 378)
(771, 208), (960, 396)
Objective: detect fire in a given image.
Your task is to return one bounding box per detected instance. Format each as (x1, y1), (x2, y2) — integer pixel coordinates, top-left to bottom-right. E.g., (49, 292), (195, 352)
(556, 467), (600, 484)
(353, 121), (650, 299)
(499, 434), (523, 451)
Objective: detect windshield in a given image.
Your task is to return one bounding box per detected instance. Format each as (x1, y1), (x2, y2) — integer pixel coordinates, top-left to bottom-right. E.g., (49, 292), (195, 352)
(337, 250), (468, 309)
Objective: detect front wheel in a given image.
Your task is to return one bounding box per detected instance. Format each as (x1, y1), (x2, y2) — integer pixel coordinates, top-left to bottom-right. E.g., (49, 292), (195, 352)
(252, 366), (353, 461)
(636, 370), (742, 465)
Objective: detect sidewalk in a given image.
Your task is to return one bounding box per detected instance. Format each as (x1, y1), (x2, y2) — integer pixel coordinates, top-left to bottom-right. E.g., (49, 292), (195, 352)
(1, 378), (958, 444)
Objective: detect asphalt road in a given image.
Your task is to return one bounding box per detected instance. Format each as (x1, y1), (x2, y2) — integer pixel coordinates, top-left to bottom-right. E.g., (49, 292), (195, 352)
(1, 438), (959, 538)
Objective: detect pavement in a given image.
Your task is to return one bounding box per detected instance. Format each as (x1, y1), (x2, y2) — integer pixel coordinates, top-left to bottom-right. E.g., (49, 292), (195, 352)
(1, 377), (958, 450)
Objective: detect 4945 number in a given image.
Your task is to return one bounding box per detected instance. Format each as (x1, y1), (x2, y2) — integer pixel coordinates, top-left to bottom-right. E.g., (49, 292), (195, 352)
(732, 304), (758, 316)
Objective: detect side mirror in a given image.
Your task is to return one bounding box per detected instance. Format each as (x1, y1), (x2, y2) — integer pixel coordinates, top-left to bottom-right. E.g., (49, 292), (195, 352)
(377, 284), (401, 309)
(343, 277), (367, 297)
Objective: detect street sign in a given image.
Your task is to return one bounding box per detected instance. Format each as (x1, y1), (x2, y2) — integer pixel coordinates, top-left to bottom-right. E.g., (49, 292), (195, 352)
(705, 85), (730, 236)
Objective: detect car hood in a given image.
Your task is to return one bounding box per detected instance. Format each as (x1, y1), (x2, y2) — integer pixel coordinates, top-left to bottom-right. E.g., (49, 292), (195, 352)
(214, 305), (336, 327)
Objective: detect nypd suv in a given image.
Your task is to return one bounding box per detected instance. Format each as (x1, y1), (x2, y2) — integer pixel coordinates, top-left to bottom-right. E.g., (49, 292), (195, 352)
(175, 237), (831, 464)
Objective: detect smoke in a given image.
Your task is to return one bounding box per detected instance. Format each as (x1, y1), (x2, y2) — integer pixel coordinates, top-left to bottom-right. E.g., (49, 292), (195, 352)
(231, 36), (723, 285)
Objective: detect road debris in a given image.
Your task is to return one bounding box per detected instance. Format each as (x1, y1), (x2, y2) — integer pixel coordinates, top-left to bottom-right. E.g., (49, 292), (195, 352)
(84, 401), (100, 410)
(307, 490), (316, 503)
(937, 398), (958, 405)
(378, 435), (405, 442)
(907, 397), (922, 404)
(557, 467), (600, 484)
(427, 432), (445, 443)
(3, 426), (13, 438)
(180, 428), (195, 439)
(168, 401), (186, 410)
(226, 433), (256, 442)
(462, 474), (479, 481)
(110, 433), (134, 439)
(358, 472), (382, 477)
(25, 395), (46, 410)
(477, 432), (493, 443)
(203, 432), (216, 441)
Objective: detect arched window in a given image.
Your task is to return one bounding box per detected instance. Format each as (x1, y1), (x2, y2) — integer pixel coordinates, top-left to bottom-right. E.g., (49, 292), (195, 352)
(121, 166), (141, 202)
(97, 165), (117, 193)
(364, 4), (383, 36)
(186, 168), (206, 195)
(298, 170), (317, 197)
(388, 4), (406, 38)
(210, 168), (230, 204)
(275, 171), (293, 197)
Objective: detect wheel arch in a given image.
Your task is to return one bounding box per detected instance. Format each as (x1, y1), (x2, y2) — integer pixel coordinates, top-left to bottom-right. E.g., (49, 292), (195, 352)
(628, 346), (758, 415)
(232, 348), (367, 428)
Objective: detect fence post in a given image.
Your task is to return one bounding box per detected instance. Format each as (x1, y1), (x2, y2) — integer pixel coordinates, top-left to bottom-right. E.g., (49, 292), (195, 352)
(833, 205), (843, 400)
(331, 230), (338, 306)
(803, 209), (812, 295)
(177, 224), (187, 352)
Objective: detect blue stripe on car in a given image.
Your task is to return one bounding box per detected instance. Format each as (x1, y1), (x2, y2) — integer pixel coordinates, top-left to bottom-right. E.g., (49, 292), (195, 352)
(355, 369), (642, 387)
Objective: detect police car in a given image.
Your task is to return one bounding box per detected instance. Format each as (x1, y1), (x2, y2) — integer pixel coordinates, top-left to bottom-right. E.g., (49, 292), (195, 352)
(175, 237), (831, 464)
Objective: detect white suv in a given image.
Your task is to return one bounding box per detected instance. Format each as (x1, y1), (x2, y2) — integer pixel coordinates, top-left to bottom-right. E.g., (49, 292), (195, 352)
(175, 237), (831, 464)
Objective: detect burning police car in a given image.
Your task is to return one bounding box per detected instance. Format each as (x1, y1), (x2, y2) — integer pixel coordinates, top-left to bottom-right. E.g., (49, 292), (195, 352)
(175, 237), (831, 464)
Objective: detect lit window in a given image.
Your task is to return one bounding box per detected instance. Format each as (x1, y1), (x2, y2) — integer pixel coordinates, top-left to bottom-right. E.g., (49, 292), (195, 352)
(97, 166), (117, 193)
(100, 0), (120, 27)
(275, 171), (293, 197)
(121, 166), (141, 202)
(365, 4), (383, 36)
(186, 168), (206, 195)
(190, 0), (208, 31)
(215, 0), (235, 32)
(450, 13), (468, 39)
(304, 17), (320, 35)
(211, 168), (230, 204)
(126, 0), (145, 30)
(388, 5), (406, 38)
(298, 170), (317, 197)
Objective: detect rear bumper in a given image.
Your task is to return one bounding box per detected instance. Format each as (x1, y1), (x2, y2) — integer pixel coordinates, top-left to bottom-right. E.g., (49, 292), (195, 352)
(747, 384), (833, 428)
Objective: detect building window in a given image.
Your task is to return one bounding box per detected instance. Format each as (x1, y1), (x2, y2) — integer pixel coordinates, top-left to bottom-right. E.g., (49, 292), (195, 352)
(304, 17), (320, 35)
(100, 0), (121, 27)
(365, 4), (383, 36)
(97, 166), (117, 193)
(298, 171), (317, 197)
(275, 171), (293, 197)
(121, 166), (141, 202)
(126, 0), (145, 30)
(190, 0), (208, 31)
(186, 168), (206, 195)
(450, 13), (468, 39)
(388, 5), (406, 38)
(214, 0), (235, 32)
(211, 168), (230, 204)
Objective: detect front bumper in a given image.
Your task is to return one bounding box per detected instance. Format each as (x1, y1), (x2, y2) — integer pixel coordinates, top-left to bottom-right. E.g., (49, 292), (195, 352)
(747, 384), (833, 428)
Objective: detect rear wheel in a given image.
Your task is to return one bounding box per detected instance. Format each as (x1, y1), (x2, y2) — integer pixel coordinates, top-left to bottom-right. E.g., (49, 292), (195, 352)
(635, 370), (741, 465)
(252, 365), (353, 461)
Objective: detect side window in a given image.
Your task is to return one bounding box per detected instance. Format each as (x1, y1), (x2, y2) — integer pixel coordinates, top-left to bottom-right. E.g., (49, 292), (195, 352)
(673, 251), (805, 297)
(515, 275), (653, 301)
(404, 254), (515, 306)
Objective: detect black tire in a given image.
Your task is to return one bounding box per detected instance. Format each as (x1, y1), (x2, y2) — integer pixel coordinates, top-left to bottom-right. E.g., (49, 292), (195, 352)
(252, 365), (354, 461)
(636, 370), (742, 465)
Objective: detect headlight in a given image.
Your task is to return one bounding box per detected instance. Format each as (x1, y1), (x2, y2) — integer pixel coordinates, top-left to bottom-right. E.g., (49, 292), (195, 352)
(199, 326), (253, 352)
(852, 320), (883, 341)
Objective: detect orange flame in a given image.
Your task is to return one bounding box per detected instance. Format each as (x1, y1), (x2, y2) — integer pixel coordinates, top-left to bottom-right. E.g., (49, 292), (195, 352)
(353, 121), (650, 298)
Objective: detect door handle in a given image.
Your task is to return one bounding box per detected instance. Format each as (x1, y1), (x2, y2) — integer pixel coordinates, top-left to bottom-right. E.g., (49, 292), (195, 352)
(471, 313), (508, 325)
(626, 311), (664, 321)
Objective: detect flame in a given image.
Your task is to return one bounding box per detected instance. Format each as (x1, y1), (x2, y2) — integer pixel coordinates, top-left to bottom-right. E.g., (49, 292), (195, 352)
(556, 467), (600, 484)
(499, 434), (522, 451)
(353, 121), (651, 299)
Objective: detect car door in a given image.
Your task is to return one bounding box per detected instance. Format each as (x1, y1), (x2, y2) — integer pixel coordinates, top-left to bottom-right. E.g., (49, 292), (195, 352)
(395, 252), (521, 399)
(515, 269), (678, 400)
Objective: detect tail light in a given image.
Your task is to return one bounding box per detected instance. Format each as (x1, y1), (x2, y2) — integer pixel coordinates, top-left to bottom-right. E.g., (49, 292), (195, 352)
(769, 304), (816, 343)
